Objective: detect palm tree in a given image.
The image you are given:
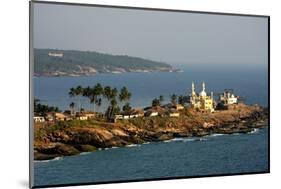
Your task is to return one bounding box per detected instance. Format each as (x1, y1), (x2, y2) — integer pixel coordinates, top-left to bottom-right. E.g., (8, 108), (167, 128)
(89, 87), (98, 112)
(119, 87), (132, 110)
(93, 83), (103, 112)
(69, 102), (75, 115)
(122, 102), (132, 115)
(103, 86), (112, 112)
(170, 94), (177, 105)
(159, 95), (164, 105)
(69, 86), (83, 112)
(152, 98), (160, 107)
(178, 95), (184, 105)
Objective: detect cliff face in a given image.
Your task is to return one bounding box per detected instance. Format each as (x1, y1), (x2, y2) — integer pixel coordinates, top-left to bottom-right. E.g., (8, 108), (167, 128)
(34, 104), (268, 160)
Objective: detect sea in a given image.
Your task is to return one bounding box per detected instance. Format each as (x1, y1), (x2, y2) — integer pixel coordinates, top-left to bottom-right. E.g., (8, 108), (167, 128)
(33, 64), (269, 187)
(34, 127), (269, 186)
(34, 64), (268, 111)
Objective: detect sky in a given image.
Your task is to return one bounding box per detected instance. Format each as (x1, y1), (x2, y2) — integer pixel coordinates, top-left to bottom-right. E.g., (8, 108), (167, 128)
(33, 3), (268, 65)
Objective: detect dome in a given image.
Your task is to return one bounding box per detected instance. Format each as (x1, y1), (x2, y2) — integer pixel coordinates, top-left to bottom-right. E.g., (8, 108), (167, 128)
(199, 91), (207, 97)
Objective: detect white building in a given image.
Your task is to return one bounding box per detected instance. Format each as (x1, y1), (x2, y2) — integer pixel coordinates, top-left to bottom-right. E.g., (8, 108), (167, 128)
(219, 90), (238, 105)
(48, 52), (64, 57)
(34, 116), (45, 123)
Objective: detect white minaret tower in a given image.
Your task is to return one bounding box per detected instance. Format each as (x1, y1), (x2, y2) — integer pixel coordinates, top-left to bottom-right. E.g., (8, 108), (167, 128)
(202, 82), (205, 92)
(199, 82), (207, 97)
(191, 81), (196, 96)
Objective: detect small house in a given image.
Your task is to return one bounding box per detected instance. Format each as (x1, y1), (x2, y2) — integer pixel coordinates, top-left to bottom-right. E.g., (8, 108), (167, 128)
(145, 110), (159, 117)
(34, 116), (45, 123)
(169, 111), (180, 117)
(175, 104), (184, 110)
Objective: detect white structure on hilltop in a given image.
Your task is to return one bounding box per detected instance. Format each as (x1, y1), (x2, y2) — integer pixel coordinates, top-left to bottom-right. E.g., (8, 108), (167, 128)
(190, 81), (214, 112)
(219, 90), (238, 106)
(48, 52), (64, 57)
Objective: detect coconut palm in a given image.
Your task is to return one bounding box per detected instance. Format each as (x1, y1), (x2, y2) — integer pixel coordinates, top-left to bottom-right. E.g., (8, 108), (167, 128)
(159, 95), (164, 105)
(69, 85), (83, 111)
(170, 94), (177, 105)
(69, 102), (75, 115)
(93, 83), (104, 112)
(122, 102), (132, 115)
(119, 87), (132, 111)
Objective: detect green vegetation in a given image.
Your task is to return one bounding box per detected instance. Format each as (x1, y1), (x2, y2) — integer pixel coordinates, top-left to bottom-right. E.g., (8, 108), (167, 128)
(69, 84), (132, 119)
(34, 99), (60, 116)
(34, 49), (173, 76)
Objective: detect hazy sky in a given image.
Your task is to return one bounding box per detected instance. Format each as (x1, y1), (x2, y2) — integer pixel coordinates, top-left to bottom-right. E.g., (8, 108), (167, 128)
(33, 3), (268, 65)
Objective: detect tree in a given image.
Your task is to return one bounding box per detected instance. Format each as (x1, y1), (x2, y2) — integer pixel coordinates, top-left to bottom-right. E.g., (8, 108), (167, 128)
(119, 86), (132, 111)
(69, 102), (75, 114)
(93, 83), (103, 112)
(122, 102), (132, 114)
(152, 98), (160, 107)
(69, 85), (83, 111)
(178, 95), (184, 105)
(119, 87), (131, 102)
(170, 94), (177, 105)
(159, 95), (164, 105)
(34, 99), (60, 116)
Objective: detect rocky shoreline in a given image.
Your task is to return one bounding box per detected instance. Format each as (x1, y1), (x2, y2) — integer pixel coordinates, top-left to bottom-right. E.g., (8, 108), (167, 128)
(34, 104), (268, 161)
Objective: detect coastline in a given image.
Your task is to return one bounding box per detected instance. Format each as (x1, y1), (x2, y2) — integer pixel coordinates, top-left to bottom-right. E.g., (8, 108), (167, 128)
(34, 104), (268, 161)
(34, 68), (183, 77)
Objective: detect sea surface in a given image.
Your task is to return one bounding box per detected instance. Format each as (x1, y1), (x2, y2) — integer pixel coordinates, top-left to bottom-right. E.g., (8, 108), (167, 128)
(34, 127), (269, 186)
(33, 64), (269, 187)
(34, 64), (268, 111)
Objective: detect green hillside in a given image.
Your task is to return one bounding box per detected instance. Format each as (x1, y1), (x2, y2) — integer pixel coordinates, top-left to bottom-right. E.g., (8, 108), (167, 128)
(34, 49), (173, 76)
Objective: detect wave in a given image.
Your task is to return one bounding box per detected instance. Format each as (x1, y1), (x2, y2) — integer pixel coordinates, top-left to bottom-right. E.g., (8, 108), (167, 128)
(164, 137), (207, 143)
(249, 128), (259, 134)
(126, 144), (141, 148)
(208, 133), (225, 137)
(163, 138), (184, 143)
(80, 152), (91, 155)
(35, 156), (63, 163)
(142, 142), (150, 145)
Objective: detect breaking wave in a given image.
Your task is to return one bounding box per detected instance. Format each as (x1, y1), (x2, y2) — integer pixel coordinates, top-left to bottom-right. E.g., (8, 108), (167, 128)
(35, 156), (63, 163)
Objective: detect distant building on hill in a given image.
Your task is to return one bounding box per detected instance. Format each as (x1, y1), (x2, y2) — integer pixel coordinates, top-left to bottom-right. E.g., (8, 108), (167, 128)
(48, 52), (64, 57)
(219, 90), (238, 106)
(189, 82), (214, 113)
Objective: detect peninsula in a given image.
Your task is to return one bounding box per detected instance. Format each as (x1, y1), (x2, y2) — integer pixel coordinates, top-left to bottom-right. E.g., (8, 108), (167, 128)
(33, 82), (268, 160)
(34, 104), (268, 160)
(34, 49), (179, 77)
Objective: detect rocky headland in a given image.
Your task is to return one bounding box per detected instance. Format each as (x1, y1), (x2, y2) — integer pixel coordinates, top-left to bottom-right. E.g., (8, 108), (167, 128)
(34, 103), (268, 160)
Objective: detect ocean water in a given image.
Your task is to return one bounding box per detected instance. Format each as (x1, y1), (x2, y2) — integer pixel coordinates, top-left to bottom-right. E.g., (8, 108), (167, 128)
(34, 127), (269, 186)
(33, 64), (269, 187)
(34, 64), (268, 111)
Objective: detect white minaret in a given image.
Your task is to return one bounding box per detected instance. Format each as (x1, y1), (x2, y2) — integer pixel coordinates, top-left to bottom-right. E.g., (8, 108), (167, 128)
(202, 82), (205, 92)
(199, 82), (207, 97)
(191, 81), (196, 96)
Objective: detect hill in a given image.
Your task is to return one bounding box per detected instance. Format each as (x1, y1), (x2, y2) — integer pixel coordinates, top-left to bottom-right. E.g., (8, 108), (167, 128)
(34, 49), (175, 76)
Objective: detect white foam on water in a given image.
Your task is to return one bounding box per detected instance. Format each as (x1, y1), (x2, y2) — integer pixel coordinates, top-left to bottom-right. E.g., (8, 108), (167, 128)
(182, 138), (196, 142)
(80, 152), (91, 155)
(126, 144), (141, 148)
(35, 156), (63, 163)
(249, 128), (259, 134)
(142, 142), (150, 145)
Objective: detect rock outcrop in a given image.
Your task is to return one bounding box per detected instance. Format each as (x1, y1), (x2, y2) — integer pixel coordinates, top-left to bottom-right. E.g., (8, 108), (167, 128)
(34, 104), (268, 160)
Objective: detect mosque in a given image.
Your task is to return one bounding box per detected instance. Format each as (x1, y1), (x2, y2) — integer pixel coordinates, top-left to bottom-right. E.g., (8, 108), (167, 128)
(189, 82), (215, 112)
